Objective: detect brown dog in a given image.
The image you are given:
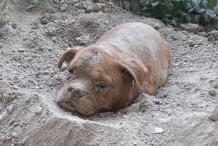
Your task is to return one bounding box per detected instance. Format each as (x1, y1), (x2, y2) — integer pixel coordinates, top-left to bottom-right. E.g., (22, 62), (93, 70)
(57, 22), (171, 116)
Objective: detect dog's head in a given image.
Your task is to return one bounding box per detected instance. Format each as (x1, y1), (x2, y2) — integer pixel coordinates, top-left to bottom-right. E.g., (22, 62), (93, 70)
(57, 46), (148, 116)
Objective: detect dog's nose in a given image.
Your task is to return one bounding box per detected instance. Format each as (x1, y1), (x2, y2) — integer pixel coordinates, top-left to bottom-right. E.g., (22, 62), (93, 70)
(67, 85), (84, 99)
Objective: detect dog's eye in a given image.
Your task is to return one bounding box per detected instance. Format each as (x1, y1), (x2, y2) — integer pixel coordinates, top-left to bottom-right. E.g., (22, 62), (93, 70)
(98, 82), (107, 89)
(69, 68), (74, 74)
(94, 82), (110, 92)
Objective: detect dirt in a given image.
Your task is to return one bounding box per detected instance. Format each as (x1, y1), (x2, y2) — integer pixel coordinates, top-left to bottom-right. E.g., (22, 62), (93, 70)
(0, 0), (218, 146)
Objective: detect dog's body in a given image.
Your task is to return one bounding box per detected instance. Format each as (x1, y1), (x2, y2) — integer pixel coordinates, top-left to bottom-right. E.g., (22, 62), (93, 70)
(57, 22), (171, 116)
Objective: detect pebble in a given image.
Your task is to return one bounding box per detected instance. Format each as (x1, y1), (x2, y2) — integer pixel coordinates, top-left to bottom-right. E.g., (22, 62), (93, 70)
(85, 3), (106, 13)
(35, 106), (43, 115)
(43, 71), (49, 75)
(153, 25), (160, 30)
(0, 135), (7, 142)
(208, 107), (218, 121)
(11, 132), (18, 138)
(152, 126), (164, 134)
(122, 1), (130, 11)
(127, 102), (140, 113)
(214, 83), (218, 89)
(208, 90), (217, 96)
(76, 36), (89, 44)
(0, 43), (3, 48)
(7, 105), (14, 113)
(11, 23), (17, 29)
(40, 18), (48, 25)
(18, 48), (25, 52)
(92, 3), (102, 12)
(188, 39), (203, 47)
(60, 4), (68, 12)
(208, 35), (215, 43)
(178, 23), (203, 33)
(171, 36), (178, 40)
(0, 111), (8, 122)
(47, 27), (56, 36)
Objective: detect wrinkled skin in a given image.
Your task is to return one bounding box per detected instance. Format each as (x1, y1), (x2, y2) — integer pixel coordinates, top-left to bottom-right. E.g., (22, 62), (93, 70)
(57, 22), (171, 116)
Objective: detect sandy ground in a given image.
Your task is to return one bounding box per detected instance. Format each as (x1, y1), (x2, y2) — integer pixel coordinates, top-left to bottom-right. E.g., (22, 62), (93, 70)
(0, 0), (218, 146)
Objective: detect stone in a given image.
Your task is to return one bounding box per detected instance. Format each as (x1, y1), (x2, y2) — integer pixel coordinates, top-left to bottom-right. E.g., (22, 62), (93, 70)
(188, 38), (203, 47)
(171, 36), (178, 40)
(122, 1), (130, 11)
(40, 18), (48, 25)
(35, 106), (43, 115)
(76, 36), (89, 45)
(127, 102), (140, 113)
(130, 0), (140, 12)
(208, 35), (215, 43)
(60, 4), (68, 12)
(153, 25), (160, 30)
(214, 83), (218, 89)
(47, 27), (56, 36)
(178, 23), (203, 33)
(209, 107), (218, 121)
(208, 90), (217, 96)
(207, 30), (218, 40)
(0, 111), (7, 122)
(100, 3), (107, 13)
(92, 3), (102, 12)
(11, 23), (17, 29)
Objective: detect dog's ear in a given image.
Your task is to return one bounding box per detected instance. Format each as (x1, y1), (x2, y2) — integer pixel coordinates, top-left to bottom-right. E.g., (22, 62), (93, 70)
(117, 59), (148, 91)
(58, 46), (84, 68)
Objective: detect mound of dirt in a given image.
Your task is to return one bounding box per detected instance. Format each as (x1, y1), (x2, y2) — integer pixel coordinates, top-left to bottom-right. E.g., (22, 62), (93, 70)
(0, 0), (218, 146)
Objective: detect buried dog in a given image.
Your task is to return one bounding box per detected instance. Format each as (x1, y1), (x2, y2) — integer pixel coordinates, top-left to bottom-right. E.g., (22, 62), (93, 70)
(57, 22), (171, 116)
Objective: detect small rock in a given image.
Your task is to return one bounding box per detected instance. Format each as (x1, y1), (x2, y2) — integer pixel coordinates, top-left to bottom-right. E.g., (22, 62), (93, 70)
(127, 102), (140, 113)
(6, 105), (14, 113)
(208, 90), (217, 96)
(76, 36), (89, 45)
(152, 126), (164, 134)
(0, 43), (2, 48)
(130, 0), (140, 12)
(47, 27), (56, 36)
(208, 35), (216, 43)
(171, 36), (178, 40)
(0, 111), (8, 122)
(92, 3), (102, 12)
(44, 71), (49, 75)
(122, 1), (130, 11)
(178, 23), (203, 33)
(188, 38), (203, 47)
(207, 30), (218, 40)
(197, 32), (206, 36)
(60, 4), (68, 12)
(25, 98), (30, 104)
(11, 23), (17, 29)
(18, 48), (25, 52)
(101, 4), (107, 13)
(40, 18), (48, 25)
(153, 25), (160, 30)
(208, 107), (218, 121)
(214, 83), (218, 89)
(0, 135), (7, 142)
(11, 132), (18, 138)
(35, 106), (43, 115)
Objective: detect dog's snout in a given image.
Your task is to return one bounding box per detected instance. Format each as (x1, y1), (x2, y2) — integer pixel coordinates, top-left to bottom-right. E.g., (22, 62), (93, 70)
(67, 85), (84, 98)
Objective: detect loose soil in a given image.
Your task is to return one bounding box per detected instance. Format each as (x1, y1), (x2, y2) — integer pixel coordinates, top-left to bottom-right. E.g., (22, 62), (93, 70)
(0, 0), (218, 146)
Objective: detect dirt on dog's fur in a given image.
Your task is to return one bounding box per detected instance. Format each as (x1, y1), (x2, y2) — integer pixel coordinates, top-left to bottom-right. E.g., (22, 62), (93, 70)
(0, 0), (218, 146)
